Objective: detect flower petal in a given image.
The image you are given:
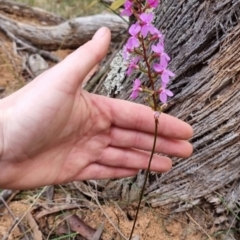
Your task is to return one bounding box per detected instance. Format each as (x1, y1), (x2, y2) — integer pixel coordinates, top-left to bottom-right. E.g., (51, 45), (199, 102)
(166, 70), (175, 77)
(133, 79), (141, 89)
(165, 89), (174, 97)
(130, 90), (138, 99)
(153, 63), (162, 72)
(160, 92), (167, 103)
(161, 72), (170, 84)
(141, 25), (149, 38)
(129, 23), (141, 36)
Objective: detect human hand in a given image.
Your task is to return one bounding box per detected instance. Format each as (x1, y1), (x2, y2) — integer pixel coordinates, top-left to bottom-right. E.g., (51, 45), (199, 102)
(0, 28), (193, 190)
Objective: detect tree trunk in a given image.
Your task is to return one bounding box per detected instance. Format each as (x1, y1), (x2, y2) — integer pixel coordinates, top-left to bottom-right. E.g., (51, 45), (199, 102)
(0, 13), (128, 51)
(0, 0), (128, 52)
(89, 0), (240, 220)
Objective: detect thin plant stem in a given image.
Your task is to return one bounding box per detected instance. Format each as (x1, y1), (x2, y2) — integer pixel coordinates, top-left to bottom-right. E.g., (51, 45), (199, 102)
(128, 24), (160, 239)
(129, 118), (159, 239)
(140, 36), (158, 110)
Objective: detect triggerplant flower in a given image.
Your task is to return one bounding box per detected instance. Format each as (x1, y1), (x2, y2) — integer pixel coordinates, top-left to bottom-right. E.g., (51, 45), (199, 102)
(152, 42), (170, 67)
(121, 0), (133, 16)
(159, 83), (173, 103)
(126, 23), (141, 50)
(130, 79), (141, 99)
(153, 62), (175, 84)
(139, 13), (156, 37)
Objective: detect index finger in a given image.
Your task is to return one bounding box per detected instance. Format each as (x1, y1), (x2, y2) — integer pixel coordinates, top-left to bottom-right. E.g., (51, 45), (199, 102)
(101, 96), (193, 140)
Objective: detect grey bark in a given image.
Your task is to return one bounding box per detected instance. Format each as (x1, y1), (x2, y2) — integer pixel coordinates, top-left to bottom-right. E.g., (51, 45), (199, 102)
(88, 0), (240, 225)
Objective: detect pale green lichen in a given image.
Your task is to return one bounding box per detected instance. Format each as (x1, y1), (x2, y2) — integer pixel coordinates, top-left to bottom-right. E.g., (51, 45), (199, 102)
(103, 51), (127, 96)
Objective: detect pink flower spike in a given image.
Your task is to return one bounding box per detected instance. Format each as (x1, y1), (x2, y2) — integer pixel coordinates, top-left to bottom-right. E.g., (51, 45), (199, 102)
(147, 0), (159, 8)
(130, 79), (141, 99)
(159, 83), (174, 103)
(127, 56), (140, 76)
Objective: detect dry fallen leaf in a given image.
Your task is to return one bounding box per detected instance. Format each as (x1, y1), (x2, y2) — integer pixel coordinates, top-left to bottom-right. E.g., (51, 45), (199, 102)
(66, 214), (96, 240)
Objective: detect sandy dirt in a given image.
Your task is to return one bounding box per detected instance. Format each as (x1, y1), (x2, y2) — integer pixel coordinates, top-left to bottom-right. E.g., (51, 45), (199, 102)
(0, 199), (209, 240)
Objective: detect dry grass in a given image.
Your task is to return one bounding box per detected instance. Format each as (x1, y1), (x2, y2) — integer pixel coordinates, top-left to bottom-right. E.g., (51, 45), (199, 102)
(14, 0), (106, 18)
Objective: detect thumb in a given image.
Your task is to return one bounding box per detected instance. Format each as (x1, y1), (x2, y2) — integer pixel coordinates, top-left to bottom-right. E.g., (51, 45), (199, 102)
(44, 27), (111, 93)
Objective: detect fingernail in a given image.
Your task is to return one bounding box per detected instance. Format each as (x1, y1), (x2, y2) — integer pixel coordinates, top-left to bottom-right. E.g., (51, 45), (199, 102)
(93, 27), (108, 40)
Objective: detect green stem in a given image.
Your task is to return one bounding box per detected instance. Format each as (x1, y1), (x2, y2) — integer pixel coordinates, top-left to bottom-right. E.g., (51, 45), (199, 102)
(128, 118), (159, 239)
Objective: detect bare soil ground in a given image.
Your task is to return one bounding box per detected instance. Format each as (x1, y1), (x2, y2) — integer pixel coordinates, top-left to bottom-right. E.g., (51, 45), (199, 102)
(0, 192), (212, 240)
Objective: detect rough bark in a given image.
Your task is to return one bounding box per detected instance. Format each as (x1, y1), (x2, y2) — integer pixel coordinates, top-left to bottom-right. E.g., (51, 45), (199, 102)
(89, 0), (240, 221)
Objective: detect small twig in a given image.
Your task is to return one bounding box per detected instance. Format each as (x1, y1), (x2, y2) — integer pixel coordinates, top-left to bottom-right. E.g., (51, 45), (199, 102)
(0, 196), (16, 219)
(0, 190), (18, 208)
(226, 214), (237, 238)
(110, 200), (128, 221)
(186, 212), (213, 240)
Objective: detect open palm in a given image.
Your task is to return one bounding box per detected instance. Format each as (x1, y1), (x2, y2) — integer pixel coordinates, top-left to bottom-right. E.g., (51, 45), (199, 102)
(0, 28), (193, 190)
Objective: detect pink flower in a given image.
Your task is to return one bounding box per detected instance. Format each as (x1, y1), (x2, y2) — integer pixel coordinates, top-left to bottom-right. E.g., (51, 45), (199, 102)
(152, 42), (170, 67)
(126, 23), (141, 49)
(127, 56), (140, 76)
(139, 13), (156, 37)
(121, 0), (133, 16)
(153, 62), (175, 84)
(159, 83), (173, 103)
(130, 79), (141, 99)
(147, 0), (159, 8)
(129, 23), (141, 36)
